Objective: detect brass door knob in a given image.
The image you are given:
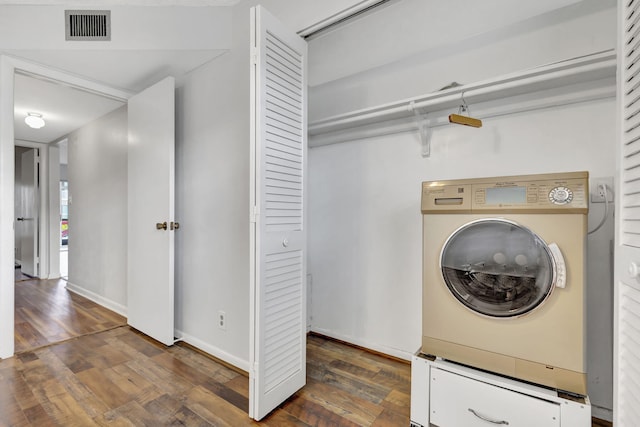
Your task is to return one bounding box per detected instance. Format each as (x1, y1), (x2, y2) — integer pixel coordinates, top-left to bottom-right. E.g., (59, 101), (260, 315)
(170, 221), (180, 230)
(156, 221), (168, 230)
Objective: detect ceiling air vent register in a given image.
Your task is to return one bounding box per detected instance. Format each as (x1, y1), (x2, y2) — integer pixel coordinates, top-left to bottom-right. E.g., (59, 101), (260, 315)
(65, 10), (111, 41)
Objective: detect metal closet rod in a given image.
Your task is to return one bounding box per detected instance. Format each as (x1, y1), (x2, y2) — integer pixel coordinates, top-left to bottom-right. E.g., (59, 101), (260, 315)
(298, 0), (394, 39)
(308, 50), (616, 135)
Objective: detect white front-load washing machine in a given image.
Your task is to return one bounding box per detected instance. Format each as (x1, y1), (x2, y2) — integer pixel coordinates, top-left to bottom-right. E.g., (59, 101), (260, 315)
(421, 171), (588, 395)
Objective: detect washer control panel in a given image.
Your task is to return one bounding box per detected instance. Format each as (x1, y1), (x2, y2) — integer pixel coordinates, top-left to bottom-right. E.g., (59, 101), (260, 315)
(548, 186), (573, 205)
(422, 172), (588, 213)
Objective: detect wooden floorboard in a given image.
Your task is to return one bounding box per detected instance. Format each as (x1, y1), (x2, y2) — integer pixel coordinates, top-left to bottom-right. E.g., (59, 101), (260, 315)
(6, 279), (613, 425)
(14, 267), (33, 282)
(592, 418), (614, 427)
(0, 327), (613, 426)
(14, 278), (127, 353)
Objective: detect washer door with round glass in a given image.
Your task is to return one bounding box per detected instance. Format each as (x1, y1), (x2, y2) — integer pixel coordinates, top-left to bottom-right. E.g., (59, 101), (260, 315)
(440, 219), (557, 318)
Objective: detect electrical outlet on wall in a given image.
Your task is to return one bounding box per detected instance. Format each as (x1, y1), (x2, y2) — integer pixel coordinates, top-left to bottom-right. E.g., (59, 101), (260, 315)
(590, 177), (614, 203)
(218, 310), (226, 330)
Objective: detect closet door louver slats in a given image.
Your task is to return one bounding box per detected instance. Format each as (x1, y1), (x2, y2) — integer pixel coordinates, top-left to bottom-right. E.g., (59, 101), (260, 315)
(264, 31), (304, 234)
(623, 0), (640, 248)
(618, 1), (640, 425)
(250, 5), (307, 421)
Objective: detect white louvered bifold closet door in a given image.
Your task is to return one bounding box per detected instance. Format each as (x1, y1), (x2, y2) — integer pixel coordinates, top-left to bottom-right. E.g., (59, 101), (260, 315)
(617, 0), (640, 425)
(249, 5), (307, 421)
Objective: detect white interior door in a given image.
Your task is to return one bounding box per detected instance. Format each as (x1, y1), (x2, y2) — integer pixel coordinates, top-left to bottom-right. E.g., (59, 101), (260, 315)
(19, 148), (38, 277)
(127, 76), (176, 346)
(616, 0), (640, 425)
(249, 5), (307, 421)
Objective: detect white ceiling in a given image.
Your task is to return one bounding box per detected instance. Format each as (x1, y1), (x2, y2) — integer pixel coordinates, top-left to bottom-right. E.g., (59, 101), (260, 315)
(0, 0), (240, 4)
(8, 0), (595, 145)
(14, 73), (125, 143)
(5, 1), (234, 144)
(7, 0), (375, 150)
(6, 1), (372, 146)
(308, 0), (585, 86)
(5, 49), (227, 94)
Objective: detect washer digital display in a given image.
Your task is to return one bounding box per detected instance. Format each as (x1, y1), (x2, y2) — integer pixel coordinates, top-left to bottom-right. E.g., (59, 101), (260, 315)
(485, 186), (527, 205)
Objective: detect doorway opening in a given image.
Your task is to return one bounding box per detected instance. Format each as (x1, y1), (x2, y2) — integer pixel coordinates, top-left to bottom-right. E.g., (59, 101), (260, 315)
(10, 71), (127, 354)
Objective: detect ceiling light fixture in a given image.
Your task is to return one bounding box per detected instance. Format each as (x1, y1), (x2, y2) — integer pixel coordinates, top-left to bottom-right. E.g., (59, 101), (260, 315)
(25, 112), (45, 129)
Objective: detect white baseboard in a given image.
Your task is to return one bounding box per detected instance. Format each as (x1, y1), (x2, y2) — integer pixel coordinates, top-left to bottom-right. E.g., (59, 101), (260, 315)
(591, 405), (613, 422)
(309, 327), (413, 361)
(62, 285), (248, 373)
(174, 329), (410, 374)
(174, 330), (249, 373)
(65, 282), (127, 318)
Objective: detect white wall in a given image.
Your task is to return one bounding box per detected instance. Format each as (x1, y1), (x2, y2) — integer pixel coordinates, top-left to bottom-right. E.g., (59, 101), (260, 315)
(173, 0), (368, 369)
(0, 56), (15, 358)
(174, 4), (252, 367)
(309, 0), (615, 120)
(307, 0), (616, 419)
(66, 105), (127, 314)
(309, 100), (615, 402)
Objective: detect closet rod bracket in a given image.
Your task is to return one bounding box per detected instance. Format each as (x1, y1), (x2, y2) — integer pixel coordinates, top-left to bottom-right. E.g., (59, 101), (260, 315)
(410, 101), (431, 158)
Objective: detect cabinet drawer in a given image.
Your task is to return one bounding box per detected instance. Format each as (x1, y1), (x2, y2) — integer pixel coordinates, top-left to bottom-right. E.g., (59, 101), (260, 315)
(430, 368), (560, 427)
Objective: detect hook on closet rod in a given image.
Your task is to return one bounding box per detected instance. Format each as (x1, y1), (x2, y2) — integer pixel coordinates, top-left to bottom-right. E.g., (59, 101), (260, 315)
(448, 91), (483, 128)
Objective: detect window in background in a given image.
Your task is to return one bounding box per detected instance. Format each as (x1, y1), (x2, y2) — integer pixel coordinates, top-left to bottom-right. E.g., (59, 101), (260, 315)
(60, 180), (68, 246)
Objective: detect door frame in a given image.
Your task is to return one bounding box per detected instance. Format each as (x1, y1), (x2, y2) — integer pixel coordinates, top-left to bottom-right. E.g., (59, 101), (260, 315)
(0, 55), (131, 358)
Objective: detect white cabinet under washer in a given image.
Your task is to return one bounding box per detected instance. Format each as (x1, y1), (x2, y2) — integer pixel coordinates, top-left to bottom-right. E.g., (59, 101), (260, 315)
(410, 353), (591, 427)
(431, 368), (559, 426)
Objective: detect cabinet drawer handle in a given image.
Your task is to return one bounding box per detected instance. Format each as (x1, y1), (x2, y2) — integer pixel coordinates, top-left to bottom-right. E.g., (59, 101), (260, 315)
(468, 408), (509, 425)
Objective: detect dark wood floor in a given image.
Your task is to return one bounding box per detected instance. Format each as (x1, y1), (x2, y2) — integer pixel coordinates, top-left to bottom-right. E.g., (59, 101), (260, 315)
(593, 418), (614, 427)
(0, 327), (411, 426)
(14, 267), (33, 282)
(6, 276), (613, 426)
(14, 278), (127, 353)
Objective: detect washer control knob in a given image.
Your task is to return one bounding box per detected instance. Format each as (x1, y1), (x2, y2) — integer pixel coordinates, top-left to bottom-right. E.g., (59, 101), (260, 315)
(549, 186), (573, 205)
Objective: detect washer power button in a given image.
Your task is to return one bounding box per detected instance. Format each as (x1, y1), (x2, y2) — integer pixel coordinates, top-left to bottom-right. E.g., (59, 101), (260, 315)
(549, 186), (573, 205)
